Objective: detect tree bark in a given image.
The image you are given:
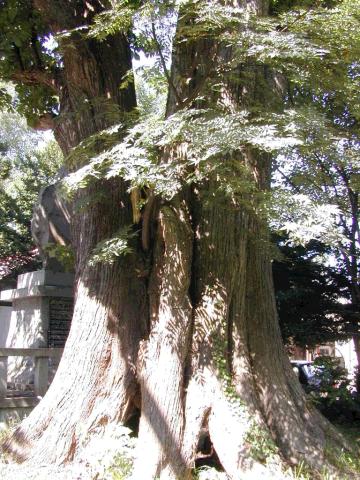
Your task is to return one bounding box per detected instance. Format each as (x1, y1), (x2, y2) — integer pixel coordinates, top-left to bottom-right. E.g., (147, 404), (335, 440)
(132, 203), (193, 480)
(132, 1), (356, 478)
(3, 0), (147, 464)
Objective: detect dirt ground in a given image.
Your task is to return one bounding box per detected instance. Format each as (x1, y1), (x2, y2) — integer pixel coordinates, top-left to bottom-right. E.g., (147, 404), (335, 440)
(0, 461), (96, 480)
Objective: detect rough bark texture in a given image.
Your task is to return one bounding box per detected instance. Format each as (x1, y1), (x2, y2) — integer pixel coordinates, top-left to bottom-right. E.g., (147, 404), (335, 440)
(354, 335), (360, 393)
(4, 0), (147, 464)
(132, 0), (357, 479)
(132, 204), (193, 480)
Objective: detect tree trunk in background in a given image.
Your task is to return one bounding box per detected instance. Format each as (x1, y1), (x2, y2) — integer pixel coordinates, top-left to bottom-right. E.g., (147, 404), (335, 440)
(349, 239), (360, 393)
(4, 0), (147, 464)
(353, 337), (360, 394)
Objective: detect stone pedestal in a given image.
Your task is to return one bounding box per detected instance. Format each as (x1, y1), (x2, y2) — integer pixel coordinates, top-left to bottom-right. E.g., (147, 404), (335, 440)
(0, 306), (11, 348)
(0, 269), (74, 385)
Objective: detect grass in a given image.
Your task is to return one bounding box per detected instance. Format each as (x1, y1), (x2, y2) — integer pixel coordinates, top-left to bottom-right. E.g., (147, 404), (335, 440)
(312, 420), (360, 480)
(334, 421), (360, 448)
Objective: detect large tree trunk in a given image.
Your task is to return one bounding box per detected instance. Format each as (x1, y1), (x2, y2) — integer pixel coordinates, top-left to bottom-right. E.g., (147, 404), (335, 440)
(3, 0), (147, 464)
(132, 1), (355, 479)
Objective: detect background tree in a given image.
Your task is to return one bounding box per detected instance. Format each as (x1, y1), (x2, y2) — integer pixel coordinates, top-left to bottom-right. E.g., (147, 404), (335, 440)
(0, 103), (63, 281)
(267, 0), (360, 387)
(273, 233), (350, 348)
(273, 107), (360, 386)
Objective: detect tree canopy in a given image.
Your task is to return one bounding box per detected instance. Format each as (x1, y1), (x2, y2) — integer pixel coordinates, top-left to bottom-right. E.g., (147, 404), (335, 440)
(273, 233), (351, 348)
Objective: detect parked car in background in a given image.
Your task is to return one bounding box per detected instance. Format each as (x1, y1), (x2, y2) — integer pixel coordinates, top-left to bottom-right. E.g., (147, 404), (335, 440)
(291, 360), (318, 391)
(292, 357), (360, 421)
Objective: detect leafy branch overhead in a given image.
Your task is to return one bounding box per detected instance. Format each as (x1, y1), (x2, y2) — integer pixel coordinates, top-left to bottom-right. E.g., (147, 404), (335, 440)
(61, 106), (308, 206)
(1, 0), (359, 131)
(1, 0), (359, 257)
(2, 0), (359, 261)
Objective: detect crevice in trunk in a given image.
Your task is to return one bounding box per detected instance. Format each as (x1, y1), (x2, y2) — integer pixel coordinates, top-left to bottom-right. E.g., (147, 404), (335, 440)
(195, 432), (222, 471)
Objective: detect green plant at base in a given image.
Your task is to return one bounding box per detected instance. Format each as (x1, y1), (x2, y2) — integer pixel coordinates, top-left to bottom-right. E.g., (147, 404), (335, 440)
(290, 460), (312, 480)
(324, 444), (360, 477)
(108, 453), (133, 480)
(193, 466), (228, 480)
(244, 422), (278, 464)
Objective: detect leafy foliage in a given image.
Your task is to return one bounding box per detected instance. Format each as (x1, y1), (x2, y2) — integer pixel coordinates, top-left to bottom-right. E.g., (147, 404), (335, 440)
(1, 0), (358, 204)
(0, 105), (63, 277)
(87, 0), (138, 41)
(43, 244), (75, 272)
(56, 0), (359, 210)
(61, 105), (309, 216)
(108, 453), (133, 480)
(0, 0), (58, 125)
(273, 234), (350, 348)
(245, 422), (278, 464)
(313, 356), (352, 398)
(272, 112), (360, 354)
(88, 226), (137, 266)
(310, 356), (360, 422)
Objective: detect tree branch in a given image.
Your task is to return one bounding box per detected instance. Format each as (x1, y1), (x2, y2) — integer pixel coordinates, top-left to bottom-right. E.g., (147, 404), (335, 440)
(274, 166), (301, 193)
(31, 27), (44, 70)
(150, 19), (183, 106)
(12, 43), (25, 71)
(10, 69), (60, 92)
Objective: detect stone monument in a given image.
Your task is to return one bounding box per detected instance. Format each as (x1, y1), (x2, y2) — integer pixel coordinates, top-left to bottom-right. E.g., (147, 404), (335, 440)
(31, 183), (72, 271)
